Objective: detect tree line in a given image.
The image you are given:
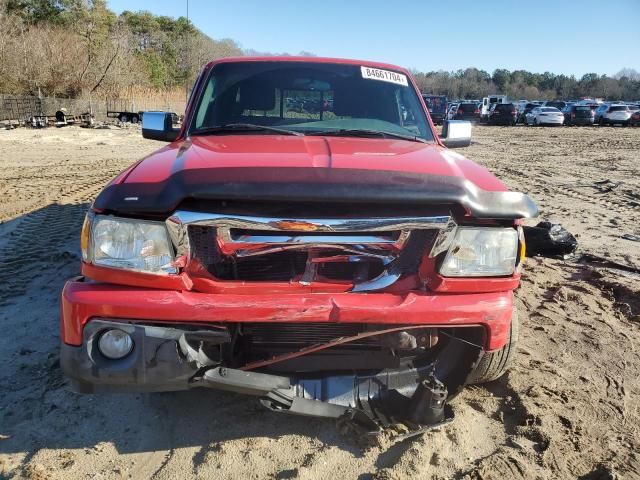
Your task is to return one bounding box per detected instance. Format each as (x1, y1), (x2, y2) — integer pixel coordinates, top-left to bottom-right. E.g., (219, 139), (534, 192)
(411, 67), (640, 101)
(1, 0), (639, 101)
(0, 0), (243, 98)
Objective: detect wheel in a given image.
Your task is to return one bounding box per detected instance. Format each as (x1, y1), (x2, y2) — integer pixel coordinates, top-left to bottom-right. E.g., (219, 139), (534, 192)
(466, 308), (519, 384)
(119, 113), (129, 123)
(131, 115), (140, 124)
(534, 117), (539, 126)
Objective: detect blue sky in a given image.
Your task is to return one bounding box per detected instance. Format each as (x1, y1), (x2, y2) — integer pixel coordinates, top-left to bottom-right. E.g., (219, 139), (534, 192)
(107, 0), (639, 77)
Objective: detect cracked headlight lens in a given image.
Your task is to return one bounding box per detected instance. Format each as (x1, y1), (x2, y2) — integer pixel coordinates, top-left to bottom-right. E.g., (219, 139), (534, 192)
(90, 215), (175, 275)
(440, 227), (518, 277)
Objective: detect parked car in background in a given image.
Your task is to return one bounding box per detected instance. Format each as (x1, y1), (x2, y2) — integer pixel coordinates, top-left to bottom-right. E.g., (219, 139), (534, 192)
(517, 103), (541, 124)
(525, 106), (565, 126)
(422, 95), (448, 125)
(487, 103), (517, 125)
(593, 104), (608, 123)
(455, 102), (481, 122)
(543, 100), (567, 110)
(626, 104), (640, 113)
(595, 104), (632, 126)
(563, 105), (595, 126)
(446, 103), (459, 120)
(480, 95), (508, 121)
(515, 100), (528, 116)
(630, 109), (640, 127)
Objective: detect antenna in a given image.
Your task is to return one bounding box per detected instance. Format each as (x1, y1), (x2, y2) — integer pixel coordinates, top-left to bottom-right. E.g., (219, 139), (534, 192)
(185, 0), (190, 103)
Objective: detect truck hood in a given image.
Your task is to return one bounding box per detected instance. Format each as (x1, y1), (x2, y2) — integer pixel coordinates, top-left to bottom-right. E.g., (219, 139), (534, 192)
(94, 135), (538, 219)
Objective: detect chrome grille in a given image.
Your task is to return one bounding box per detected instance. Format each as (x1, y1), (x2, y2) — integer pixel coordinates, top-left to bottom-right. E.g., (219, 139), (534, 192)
(168, 211), (453, 291)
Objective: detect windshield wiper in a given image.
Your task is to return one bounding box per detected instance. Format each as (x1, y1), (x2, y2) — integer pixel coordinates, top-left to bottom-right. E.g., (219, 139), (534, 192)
(192, 123), (303, 136)
(306, 129), (427, 143)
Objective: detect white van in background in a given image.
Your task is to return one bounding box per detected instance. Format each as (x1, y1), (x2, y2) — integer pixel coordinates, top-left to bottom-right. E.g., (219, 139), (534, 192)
(481, 95), (508, 120)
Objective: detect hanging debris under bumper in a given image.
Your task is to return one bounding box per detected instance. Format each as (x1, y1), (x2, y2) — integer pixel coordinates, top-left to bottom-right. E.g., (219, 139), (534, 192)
(61, 319), (466, 441)
(198, 363), (438, 420)
(198, 365), (454, 445)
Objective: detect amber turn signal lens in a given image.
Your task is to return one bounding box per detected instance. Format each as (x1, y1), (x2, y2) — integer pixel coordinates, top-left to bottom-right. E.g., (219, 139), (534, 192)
(80, 215), (90, 261)
(518, 225), (526, 264)
(273, 220), (319, 232)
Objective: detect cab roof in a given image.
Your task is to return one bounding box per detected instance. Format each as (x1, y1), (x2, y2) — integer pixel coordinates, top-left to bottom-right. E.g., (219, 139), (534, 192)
(204, 56), (412, 75)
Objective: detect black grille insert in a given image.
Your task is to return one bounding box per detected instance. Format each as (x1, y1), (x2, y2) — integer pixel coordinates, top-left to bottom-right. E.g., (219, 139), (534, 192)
(244, 322), (375, 346)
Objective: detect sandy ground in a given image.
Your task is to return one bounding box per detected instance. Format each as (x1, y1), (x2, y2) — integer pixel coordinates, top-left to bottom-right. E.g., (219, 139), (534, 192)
(0, 124), (639, 480)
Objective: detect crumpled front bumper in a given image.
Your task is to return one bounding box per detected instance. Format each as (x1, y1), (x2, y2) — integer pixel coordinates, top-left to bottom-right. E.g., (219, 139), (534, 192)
(60, 275), (515, 422)
(61, 319), (438, 422)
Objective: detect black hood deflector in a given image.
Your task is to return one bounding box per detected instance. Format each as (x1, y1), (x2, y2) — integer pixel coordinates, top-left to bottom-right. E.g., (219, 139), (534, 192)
(94, 167), (538, 219)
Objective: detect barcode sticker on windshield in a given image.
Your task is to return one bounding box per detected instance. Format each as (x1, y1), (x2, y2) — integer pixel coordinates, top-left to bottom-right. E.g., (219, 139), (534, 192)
(361, 66), (408, 86)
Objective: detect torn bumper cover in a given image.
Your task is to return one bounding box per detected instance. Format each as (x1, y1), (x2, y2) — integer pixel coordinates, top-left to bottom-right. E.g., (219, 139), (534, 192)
(61, 319), (448, 426)
(60, 280), (512, 429)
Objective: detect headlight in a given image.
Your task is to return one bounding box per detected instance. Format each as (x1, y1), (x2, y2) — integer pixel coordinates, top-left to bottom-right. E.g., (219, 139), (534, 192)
(86, 214), (176, 275)
(439, 227), (518, 277)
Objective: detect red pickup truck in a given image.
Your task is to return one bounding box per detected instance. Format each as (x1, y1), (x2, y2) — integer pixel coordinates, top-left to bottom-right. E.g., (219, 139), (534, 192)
(61, 57), (537, 429)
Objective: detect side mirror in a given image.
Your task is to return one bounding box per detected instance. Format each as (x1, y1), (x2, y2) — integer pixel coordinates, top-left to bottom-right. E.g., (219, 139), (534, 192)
(441, 120), (472, 148)
(141, 111), (180, 141)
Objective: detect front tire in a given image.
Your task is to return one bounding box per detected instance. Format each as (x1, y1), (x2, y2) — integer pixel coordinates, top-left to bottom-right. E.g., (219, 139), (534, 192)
(467, 308), (519, 384)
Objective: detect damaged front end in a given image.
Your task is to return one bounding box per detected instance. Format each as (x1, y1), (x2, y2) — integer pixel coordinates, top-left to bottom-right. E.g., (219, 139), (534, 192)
(62, 317), (483, 441)
(66, 172), (534, 441)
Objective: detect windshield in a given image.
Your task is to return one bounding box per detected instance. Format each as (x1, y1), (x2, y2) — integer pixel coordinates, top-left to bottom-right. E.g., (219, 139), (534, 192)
(609, 105), (629, 112)
(190, 61), (434, 142)
(458, 103), (479, 112)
